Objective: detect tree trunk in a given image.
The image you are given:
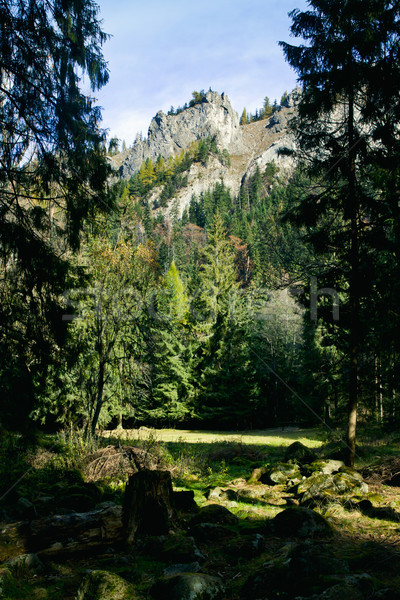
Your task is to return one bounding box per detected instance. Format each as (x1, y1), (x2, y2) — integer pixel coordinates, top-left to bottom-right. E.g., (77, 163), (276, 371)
(346, 89), (360, 468)
(91, 360), (105, 435)
(123, 470), (175, 544)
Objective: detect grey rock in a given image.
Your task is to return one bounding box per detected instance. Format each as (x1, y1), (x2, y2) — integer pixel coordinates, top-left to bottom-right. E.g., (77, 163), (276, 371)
(205, 487), (237, 502)
(6, 553), (42, 575)
(307, 460), (345, 475)
(267, 110), (287, 133)
(120, 91), (243, 179)
(282, 86), (302, 108)
(151, 572), (225, 600)
(298, 472), (368, 505)
(265, 462), (303, 485)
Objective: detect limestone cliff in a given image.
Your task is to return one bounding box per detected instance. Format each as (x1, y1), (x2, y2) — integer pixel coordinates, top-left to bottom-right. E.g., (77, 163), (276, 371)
(113, 88), (301, 218)
(119, 91), (244, 179)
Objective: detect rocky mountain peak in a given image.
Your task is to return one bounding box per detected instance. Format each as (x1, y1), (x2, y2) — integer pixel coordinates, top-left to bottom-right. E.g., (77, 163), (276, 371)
(120, 91), (243, 178)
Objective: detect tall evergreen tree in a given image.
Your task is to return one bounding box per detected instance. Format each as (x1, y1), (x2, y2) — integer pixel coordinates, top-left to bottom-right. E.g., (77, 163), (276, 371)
(280, 0), (400, 465)
(0, 0), (111, 429)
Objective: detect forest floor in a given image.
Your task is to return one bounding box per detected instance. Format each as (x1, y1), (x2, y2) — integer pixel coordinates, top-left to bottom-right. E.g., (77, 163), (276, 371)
(1, 426), (400, 599)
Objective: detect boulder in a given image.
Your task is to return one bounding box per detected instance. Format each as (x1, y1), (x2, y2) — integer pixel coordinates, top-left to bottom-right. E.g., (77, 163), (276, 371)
(266, 462), (303, 485)
(317, 441), (348, 461)
(297, 472), (368, 505)
(16, 497), (36, 520)
(76, 570), (138, 600)
(305, 460), (345, 475)
(224, 534), (265, 562)
(6, 553), (42, 576)
(286, 541), (349, 578)
(151, 572), (225, 600)
(189, 504), (238, 526)
(243, 540), (347, 599)
(284, 442), (317, 464)
(205, 487), (237, 502)
(273, 507), (332, 538)
(295, 583), (364, 600)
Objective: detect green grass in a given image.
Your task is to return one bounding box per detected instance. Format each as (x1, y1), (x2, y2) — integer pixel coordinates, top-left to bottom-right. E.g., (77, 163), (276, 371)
(2, 425), (400, 599)
(103, 426), (325, 447)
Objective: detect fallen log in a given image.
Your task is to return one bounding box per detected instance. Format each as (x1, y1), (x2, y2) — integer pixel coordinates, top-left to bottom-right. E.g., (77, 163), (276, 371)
(29, 505), (123, 557)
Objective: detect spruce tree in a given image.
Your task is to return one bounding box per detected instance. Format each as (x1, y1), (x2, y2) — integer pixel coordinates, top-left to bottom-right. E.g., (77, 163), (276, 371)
(279, 0), (399, 465)
(0, 0), (111, 428)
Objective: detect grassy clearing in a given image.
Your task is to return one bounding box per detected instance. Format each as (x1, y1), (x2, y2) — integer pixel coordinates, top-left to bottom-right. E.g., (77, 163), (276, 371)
(102, 426), (325, 447)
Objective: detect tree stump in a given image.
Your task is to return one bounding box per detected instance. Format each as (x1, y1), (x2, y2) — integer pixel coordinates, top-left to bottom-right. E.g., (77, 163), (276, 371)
(122, 470), (175, 544)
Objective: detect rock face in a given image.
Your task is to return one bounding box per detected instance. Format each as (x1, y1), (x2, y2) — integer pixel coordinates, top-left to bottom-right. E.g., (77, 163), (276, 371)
(120, 91), (243, 178)
(112, 88), (302, 219)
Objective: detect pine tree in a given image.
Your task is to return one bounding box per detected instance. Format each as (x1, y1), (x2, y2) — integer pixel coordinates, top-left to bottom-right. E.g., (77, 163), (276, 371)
(240, 108), (249, 125)
(195, 213), (256, 426)
(262, 96), (273, 119)
(279, 0), (399, 465)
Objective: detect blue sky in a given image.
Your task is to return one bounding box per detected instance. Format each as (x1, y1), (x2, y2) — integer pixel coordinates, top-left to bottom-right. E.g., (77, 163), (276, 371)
(94, 0), (308, 145)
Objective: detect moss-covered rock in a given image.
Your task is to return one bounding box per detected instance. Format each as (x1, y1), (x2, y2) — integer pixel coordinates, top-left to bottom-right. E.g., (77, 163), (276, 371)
(284, 442), (317, 464)
(273, 507), (332, 538)
(297, 472), (368, 505)
(317, 441), (348, 461)
(305, 460), (345, 476)
(151, 573), (225, 600)
(76, 570), (138, 600)
(242, 541), (346, 599)
(247, 467), (269, 484)
(266, 462), (303, 485)
(6, 553), (42, 577)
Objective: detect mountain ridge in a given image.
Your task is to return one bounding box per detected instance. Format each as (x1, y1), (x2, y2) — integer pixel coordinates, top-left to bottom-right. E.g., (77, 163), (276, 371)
(110, 87), (301, 217)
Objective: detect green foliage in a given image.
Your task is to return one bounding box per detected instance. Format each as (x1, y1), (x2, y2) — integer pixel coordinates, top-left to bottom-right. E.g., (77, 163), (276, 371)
(0, 0), (112, 430)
